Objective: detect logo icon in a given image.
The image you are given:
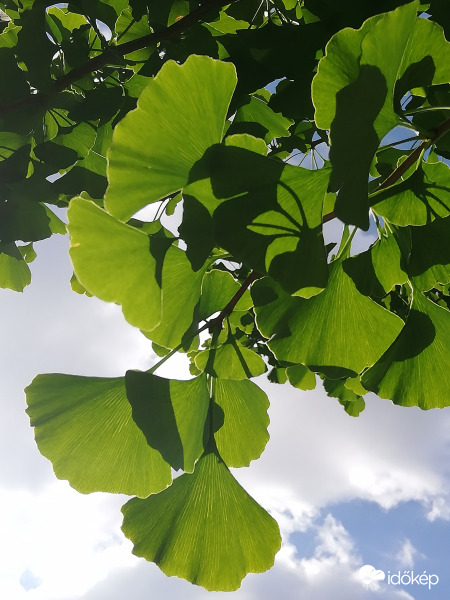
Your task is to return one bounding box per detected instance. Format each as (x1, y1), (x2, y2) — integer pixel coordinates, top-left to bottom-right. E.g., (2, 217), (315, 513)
(358, 564), (386, 591)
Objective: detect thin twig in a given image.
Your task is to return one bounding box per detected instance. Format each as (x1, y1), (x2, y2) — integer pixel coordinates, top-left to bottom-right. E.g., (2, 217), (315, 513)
(0, 0), (240, 117)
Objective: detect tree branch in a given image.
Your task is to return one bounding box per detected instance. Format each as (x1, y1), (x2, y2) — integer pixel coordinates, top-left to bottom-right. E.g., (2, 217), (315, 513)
(208, 270), (259, 332)
(374, 115), (450, 192)
(0, 0), (240, 117)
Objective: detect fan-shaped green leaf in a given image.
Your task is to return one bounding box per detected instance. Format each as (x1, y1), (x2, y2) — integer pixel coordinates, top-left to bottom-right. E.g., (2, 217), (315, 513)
(323, 377), (366, 417)
(362, 291), (450, 409)
(224, 133), (268, 155)
(199, 269), (252, 321)
(313, 1), (450, 228)
(343, 231), (408, 297)
(253, 260), (404, 375)
(408, 215), (450, 291)
(67, 196), (162, 332)
(195, 338), (266, 380)
(230, 96), (293, 143)
(371, 162), (450, 226)
(286, 364), (316, 390)
(188, 144), (329, 295)
(0, 242), (31, 291)
(213, 378), (270, 467)
(105, 55), (237, 221)
(147, 245), (207, 350)
(121, 451), (281, 591)
(125, 371), (210, 472)
(25, 374), (172, 496)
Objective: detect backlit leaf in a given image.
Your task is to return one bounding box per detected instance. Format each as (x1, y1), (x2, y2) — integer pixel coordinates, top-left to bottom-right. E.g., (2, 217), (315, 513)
(25, 374), (172, 496)
(253, 260), (404, 375)
(105, 55), (237, 220)
(125, 371), (210, 472)
(213, 378), (270, 467)
(121, 450), (281, 591)
(67, 196), (162, 332)
(362, 291), (450, 409)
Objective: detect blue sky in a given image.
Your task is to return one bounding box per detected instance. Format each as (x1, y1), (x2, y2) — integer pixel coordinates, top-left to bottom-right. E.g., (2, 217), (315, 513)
(1, 218), (450, 600)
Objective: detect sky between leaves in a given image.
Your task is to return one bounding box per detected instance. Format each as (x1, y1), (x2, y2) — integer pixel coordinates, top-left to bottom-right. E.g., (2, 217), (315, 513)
(2, 0), (450, 597)
(1, 227), (450, 600)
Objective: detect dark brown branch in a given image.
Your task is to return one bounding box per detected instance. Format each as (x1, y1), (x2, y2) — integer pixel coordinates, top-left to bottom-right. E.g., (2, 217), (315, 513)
(0, 0), (240, 117)
(208, 270), (259, 331)
(374, 115), (450, 192)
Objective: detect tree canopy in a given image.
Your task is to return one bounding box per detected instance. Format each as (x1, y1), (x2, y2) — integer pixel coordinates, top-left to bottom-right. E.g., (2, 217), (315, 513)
(2, 0), (450, 590)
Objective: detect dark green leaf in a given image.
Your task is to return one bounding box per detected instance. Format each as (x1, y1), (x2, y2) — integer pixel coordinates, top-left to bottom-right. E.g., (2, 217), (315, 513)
(253, 260), (404, 375)
(125, 371), (210, 472)
(362, 291), (450, 408)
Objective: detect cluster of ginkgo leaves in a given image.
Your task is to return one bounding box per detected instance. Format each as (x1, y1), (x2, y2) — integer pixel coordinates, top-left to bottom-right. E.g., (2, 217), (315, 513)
(1, 0), (450, 590)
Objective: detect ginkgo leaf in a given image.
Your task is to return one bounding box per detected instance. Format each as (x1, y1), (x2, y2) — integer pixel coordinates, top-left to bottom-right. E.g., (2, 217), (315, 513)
(408, 215), (450, 291)
(121, 450), (281, 591)
(371, 162), (450, 226)
(230, 95), (293, 143)
(224, 133), (268, 155)
(323, 377), (366, 417)
(148, 245), (207, 350)
(362, 291), (450, 409)
(253, 259), (404, 375)
(313, 1), (450, 228)
(195, 338), (266, 380)
(105, 55), (237, 221)
(213, 378), (270, 467)
(25, 374), (172, 497)
(199, 269), (252, 320)
(125, 371), (210, 473)
(187, 144), (329, 295)
(343, 230), (408, 297)
(67, 196), (162, 332)
(0, 242), (31, 291)
(286, 364), (316, 390)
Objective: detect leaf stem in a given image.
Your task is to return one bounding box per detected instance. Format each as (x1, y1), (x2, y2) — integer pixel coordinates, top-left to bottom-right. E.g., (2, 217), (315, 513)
(208, 270), (259, 332)
(147, 269), (259, 375)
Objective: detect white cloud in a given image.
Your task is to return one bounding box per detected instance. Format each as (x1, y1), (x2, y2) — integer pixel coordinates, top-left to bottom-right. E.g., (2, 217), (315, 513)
(0, 482), (136, 600)
(393, 538), (425, 569)
(2, 232), (450, 599)
(426, 495), (450, 521)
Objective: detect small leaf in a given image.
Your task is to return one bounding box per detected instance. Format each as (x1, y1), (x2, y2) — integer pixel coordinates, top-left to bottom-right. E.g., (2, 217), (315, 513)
(148, 245), (207, 350)
(0, 242), (31, 291)
(323, 377), (366, 417)
(343, 230), (408, 297)
(25, 374), (172, 496)
(125, 371), (210, 473)
(213, 378), (270, 467)
(195, 338), (266, 380)
(286, 364), (316, 390)
(121, 451), (281, 591)
(230, 96), (293, 143)
(199, 269), (252, 321)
